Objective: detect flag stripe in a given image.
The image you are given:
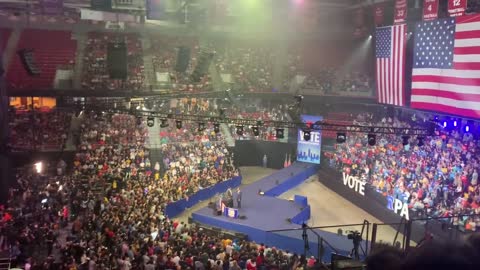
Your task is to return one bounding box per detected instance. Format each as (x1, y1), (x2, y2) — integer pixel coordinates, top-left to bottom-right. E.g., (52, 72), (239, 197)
(412, 95), (480, 110)
(412, 89), (480, 102)
(454, 46), (480, 54)
(453, 62), (480, 70)
(412, 81), (480, 94)
(412, 16), (480, 118)
(412, 74), (480, 85)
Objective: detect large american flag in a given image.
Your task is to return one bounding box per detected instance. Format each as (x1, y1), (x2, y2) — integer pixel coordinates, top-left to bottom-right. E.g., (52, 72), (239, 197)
(375, 24), (406, 106)
(411, 15), (480, 118)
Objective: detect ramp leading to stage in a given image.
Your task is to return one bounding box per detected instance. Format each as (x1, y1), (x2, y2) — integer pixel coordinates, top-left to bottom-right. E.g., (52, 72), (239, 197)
(191, 163), (360, 261)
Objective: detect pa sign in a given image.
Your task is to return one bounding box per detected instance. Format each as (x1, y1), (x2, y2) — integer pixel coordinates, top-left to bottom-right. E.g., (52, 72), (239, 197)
(387, 196), (410, 220)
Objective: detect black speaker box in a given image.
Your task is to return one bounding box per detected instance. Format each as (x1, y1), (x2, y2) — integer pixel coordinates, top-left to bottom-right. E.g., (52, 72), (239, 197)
(18, 49), (40, 76)
(175, 46), (191, 73)
(107, 42), (128, 79)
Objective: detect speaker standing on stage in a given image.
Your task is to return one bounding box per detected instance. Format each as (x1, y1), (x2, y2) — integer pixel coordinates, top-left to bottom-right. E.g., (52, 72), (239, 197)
(236, 187), (242, 209)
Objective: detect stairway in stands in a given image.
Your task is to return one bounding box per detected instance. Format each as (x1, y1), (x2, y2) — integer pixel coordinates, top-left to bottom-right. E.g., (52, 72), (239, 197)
(147, 123), (164, 171)
(72, 31), (87, 89)
(140, 34), (156, 88)
(220, 123), (235, 147)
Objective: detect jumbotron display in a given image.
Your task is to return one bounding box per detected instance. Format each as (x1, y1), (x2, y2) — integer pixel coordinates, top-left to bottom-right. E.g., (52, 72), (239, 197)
(296, 114), (322, 164)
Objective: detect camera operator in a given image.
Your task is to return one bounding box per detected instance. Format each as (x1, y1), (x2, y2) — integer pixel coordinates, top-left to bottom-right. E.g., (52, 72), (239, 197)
(347, 231), (362, 260)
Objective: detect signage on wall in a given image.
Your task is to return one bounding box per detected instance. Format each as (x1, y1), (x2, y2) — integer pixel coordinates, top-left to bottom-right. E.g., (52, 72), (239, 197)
(342, 173), (366, 196)
(394, 0), (408, 24)
(448, 0), (466, 17)
(387, 196), (410, 220)
(423, 0), (439, 21)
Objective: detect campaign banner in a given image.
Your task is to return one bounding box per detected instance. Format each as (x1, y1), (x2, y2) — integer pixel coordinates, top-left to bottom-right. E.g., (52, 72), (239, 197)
(423, 0), (439, 21)
(40, 0), (64, 14)
(296, 115), (322, 164)
(448, 0), (466, 17)
(146, 0), (166, 20)
(374, 3), (385, 26)
(394, 0), (408, 24)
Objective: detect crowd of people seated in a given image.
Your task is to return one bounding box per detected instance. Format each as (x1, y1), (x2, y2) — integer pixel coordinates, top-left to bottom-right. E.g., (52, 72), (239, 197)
(150, 37), (211, 92)
(326, 113), (480, 231)
(8, 109), (71, 151)
(227, 103), (290, 142)
(215, 46), (274, 93)
(82, 33), (145, 91)
(1, 110), (269, 269)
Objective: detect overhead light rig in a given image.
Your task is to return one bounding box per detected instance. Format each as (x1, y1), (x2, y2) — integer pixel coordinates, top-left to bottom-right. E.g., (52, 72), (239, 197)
(85, 107), (432, 137)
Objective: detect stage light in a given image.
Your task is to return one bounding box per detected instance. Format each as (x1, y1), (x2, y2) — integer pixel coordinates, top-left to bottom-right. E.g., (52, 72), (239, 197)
(368, 34), (372, 39)
(213, 123), (220, 133)
(367, 134), (376, 146)
(443, 121), (447, 128)
(34, 162), (43, 174)
(294, 95), (304, 103)
(454, 120), (458, 127)
(303, 129), (311, 141)
(147, 115), (155, 127)
(160, 118), (169, 128)
(252, 126), (260, 136)
(336, 133), (346, 144)
(402, 135), (410, 146)
(236, 125), (244, 136)
(465, 125), (470, 132)
(198, 122), (206, 132)
(276, 128), (284, 139)
(417, 136), (425, 147)
(175, 120), (183, 129)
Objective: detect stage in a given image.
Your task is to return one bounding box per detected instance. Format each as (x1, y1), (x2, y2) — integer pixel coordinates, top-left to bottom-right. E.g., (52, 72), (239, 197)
(191, 162), (359, 261)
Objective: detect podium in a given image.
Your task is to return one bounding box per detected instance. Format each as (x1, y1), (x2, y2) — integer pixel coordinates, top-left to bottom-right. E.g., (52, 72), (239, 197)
(221, 203), (239, 218)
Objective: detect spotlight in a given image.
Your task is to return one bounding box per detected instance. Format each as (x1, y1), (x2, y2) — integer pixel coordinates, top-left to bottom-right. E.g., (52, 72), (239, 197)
(367, 134), (376, 146)
(336, 133), (346, 144)
(276, 128), (284, 139)
(198, 122), (206, 132)
(176, 120), (183, 129)
(252, 126), (260, 136)
(34, 162), (43, 174)
(465, 125), (470, 133)
(443, 121), (447, 128)
(402, 135), (410, 146)
(213, 123), (220, 133)
(417, 136), (425, 147)
(294, 95), (304, 103)
(454, 120), (458, 127)
(368, 34), (372, 39)
(160, 118), (169, 128)
(147, 115), (155, 127)
(303, 129), (311, 141)
(236, 125), (244, 136)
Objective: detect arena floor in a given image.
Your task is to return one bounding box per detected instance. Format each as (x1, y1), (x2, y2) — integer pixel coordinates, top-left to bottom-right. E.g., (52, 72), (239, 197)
(180, 166), (408, 246)
(278, 175), (409, 245)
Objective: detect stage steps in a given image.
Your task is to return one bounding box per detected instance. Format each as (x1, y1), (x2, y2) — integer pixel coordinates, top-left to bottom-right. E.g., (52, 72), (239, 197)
(0, 256), (11, 270)
(140, 34), (156, 88)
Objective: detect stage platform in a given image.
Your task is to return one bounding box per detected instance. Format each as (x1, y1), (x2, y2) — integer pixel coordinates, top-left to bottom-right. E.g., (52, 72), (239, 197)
(191, 162), (359, 261)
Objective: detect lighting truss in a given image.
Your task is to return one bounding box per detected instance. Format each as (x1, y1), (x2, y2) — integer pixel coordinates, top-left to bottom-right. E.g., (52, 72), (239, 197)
(124, 110), (432, 137)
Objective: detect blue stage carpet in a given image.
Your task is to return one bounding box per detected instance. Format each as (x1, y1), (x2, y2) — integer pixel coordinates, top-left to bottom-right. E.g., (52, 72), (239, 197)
(192, 163), (360, 261)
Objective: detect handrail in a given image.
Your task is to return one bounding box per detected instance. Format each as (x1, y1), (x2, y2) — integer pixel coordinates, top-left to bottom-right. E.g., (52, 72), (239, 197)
(267, 223), (369, 233)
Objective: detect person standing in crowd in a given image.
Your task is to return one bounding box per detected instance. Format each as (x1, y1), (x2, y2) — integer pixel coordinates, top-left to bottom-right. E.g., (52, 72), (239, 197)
(236, 187), (242, 209)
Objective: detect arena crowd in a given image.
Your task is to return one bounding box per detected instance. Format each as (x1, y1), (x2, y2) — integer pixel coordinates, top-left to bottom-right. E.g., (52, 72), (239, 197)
(327, 113), (480, 231)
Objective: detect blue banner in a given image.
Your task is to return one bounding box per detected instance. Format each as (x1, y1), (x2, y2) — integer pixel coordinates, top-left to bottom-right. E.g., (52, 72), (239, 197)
(297, 115), (322, 164)
(146, 0), (166, 20)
